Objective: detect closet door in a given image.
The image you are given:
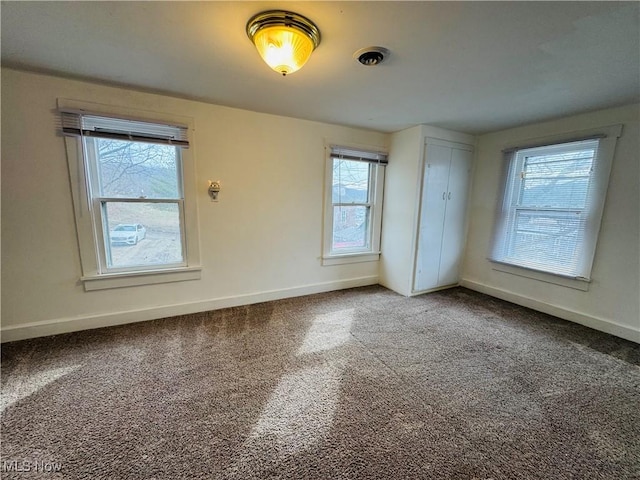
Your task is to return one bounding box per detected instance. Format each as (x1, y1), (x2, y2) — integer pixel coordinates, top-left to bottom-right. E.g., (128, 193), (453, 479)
(437, 147), (472, 286)
(414, 143), (451, 292)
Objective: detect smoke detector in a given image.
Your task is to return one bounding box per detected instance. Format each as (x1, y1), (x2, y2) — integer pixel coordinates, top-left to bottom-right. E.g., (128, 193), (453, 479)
(353, 46), (390, 66)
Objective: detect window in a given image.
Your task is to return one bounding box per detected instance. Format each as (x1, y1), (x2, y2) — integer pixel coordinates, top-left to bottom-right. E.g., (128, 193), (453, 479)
(60, 101), (201, 290)
(323, 145), (386, 265)
(491, 126), (621, 282)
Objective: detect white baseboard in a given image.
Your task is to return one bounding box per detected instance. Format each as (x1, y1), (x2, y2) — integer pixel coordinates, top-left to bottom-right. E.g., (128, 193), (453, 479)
(460, 279), (640, 344)
(1, 276), (379, 343)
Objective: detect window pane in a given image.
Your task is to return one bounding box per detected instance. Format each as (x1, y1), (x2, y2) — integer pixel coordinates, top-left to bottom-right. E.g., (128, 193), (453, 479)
(525, 148), (595, 166)
(332, 205), (369, 251)
(104, 202), (183, 269)
(95, 139), (180, 199)
(520, 150), (594, 209)
(521, 176), (590, 209)
(510, 210), (583, 271)
(524, 155), (593, 176)
(332, 159), (370, 204)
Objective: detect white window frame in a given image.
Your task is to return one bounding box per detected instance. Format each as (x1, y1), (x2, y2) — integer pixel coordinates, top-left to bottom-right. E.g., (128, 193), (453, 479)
(322, 144), (386, 266)
(490, 124), (622, 288)
(59, 99), (201, 291)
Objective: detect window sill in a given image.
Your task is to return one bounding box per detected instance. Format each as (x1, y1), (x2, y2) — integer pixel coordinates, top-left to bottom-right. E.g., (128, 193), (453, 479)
(81, 266), (202, 291)
(490, 261), (590, 291)
(322, 252), (380, 266)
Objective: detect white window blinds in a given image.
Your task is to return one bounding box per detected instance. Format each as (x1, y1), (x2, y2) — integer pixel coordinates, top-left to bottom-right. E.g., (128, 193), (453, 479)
(490, 137), (608, 279)
(60, 112), (189, 147)
(330, 145), (388, 164)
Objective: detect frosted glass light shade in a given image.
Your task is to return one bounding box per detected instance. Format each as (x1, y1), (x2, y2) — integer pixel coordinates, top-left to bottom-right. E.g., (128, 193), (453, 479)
(253, 26), (314, 76)
(247, 11), (321, 76)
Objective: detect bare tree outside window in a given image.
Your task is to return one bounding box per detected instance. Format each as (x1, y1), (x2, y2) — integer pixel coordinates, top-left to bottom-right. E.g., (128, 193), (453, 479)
(96, 140), (180, 198)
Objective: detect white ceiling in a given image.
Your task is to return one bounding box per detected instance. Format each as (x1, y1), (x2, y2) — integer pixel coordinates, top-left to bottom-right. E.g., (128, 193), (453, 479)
(2, 1), (638, 134)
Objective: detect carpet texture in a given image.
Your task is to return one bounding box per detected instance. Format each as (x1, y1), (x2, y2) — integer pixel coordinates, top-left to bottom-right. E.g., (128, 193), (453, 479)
(1, 286), (639, 479)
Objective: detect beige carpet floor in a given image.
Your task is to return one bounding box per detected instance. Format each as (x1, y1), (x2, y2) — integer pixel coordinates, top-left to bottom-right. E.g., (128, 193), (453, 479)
(1, 286), (639, 479)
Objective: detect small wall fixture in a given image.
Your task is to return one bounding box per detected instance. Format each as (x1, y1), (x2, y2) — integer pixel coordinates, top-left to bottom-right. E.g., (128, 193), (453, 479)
(353, 46), (390, 66)
(246, 10), (321, 76)
(208, 180), (221, 202)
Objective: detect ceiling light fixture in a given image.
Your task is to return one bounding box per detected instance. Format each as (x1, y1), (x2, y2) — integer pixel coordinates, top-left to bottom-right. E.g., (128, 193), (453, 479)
(246, 10), (321, 76)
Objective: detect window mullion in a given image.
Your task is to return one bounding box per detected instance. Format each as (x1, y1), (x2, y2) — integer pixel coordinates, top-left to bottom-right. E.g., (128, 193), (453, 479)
(83, 137), (101, 201)
(178, 199), (187, 263)
(514, 206), (583, 213)
(96, 197), (182, 203)
(93, 198), (109, 274)
(333, 202), (372, 207)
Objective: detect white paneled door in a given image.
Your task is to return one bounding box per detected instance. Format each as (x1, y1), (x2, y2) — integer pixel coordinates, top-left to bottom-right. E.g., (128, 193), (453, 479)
(414, 140), (472, 292)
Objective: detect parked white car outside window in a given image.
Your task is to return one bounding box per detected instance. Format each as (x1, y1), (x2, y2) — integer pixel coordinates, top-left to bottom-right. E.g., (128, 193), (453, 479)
(110, 224), (146, 245)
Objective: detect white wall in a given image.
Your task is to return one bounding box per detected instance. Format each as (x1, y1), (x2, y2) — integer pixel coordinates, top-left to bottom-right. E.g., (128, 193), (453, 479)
(379, 125), (424, 296)
(1, 68), (389, 341)
(462, 104), (640, 342)
(3, 69), (637, 343)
